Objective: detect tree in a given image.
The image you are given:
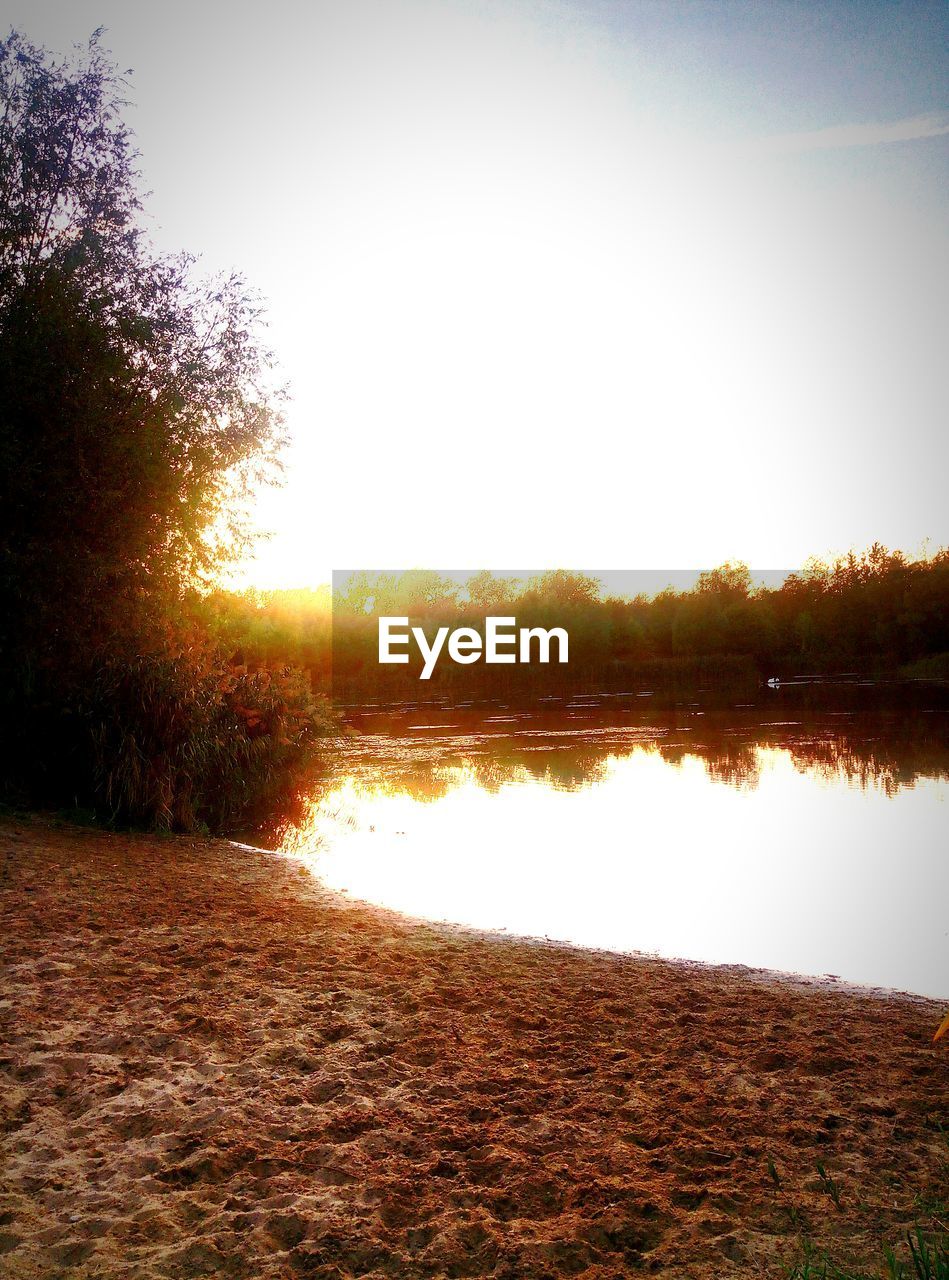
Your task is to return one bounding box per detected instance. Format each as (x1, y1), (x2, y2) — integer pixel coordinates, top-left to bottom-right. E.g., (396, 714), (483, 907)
(525, 570), (602, 607)
(0, 29), (284, 669)
(466, 570), (517, 609)
(0, 30), (326, 829)
(695, 562), (752, 599)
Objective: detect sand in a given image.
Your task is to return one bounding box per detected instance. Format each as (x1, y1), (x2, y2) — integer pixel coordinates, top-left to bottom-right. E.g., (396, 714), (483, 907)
(1, 814), (946, 1279)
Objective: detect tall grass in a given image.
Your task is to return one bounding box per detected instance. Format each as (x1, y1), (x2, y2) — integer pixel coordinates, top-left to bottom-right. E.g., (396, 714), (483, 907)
(2, 641), (338, 834)
(85, 650), (337, 832)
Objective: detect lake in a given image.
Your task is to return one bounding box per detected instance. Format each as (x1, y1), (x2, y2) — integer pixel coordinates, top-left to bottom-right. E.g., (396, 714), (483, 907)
(276, 684), (949, 999)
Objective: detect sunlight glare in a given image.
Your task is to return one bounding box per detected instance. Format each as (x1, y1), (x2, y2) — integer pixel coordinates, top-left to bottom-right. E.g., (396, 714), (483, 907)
(283, 746), (948, 998)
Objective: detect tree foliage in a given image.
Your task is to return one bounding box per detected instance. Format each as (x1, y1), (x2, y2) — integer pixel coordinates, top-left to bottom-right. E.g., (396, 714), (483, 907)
(0, 30), (330, 830)
(211, 549), (949, 700)
(0, 29), (285, 666)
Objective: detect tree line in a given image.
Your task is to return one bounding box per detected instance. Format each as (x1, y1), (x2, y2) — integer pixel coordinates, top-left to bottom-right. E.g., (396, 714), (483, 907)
(204, 553), (949, 700)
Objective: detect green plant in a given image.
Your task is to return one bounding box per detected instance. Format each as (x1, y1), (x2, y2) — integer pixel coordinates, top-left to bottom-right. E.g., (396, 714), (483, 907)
(816, 1162), (843, 1211)
(789, 1231), (949, 1279)
(787, 1222), (949, 1279)
(904, 1227), (949, 1279)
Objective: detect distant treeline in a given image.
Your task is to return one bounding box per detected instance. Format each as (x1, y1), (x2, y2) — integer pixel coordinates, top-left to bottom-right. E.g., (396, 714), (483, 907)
(204, 549), (949, 699)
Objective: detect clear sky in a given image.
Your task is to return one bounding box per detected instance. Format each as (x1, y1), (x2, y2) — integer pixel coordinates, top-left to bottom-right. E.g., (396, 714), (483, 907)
(10, 1), (949, 584)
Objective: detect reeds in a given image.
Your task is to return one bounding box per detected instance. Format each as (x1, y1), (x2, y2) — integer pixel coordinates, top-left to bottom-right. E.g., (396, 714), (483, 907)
(85, 650), (337, 832)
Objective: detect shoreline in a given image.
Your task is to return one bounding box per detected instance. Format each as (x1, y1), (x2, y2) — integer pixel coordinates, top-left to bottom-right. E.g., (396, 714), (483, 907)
(2, 814), (947, 1277)
(276, 845), (945, 1009)
(262, 844), (947, 1010)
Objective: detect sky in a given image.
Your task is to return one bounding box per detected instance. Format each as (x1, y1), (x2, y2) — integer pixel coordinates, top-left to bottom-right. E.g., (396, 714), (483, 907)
(9, 0), (949, 586)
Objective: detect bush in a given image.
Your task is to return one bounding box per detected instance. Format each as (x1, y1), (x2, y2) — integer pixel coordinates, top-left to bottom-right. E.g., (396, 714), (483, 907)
(87, 649), (337, 832)
(1, 637), (337, 834)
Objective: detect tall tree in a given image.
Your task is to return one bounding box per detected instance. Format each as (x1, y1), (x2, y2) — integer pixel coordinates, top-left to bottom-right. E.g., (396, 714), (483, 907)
(0, 29), (285, 669)
(0, 30), (323, 830)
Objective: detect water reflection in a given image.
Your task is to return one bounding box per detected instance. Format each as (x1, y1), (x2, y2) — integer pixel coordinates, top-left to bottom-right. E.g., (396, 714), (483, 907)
(278, 689), (949, 999)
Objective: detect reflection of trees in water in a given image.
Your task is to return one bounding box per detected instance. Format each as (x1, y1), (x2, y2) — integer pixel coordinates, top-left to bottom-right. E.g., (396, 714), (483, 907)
(786, 737), (949, 797)
(654, 741), (763, 790)
(265, 715), (949, 849)
(466, 752), (614, 794)
(328, 712), (949, 803)
(336, 744), (615, 798)
(657, 734), (949, 793)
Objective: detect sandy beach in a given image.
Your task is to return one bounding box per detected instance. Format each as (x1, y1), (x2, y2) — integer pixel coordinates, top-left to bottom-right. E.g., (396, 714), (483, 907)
(1, 814), (946, 1278)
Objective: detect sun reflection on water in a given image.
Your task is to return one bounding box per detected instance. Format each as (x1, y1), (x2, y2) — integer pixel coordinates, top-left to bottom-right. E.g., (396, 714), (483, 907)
(281, 743), (948, 999)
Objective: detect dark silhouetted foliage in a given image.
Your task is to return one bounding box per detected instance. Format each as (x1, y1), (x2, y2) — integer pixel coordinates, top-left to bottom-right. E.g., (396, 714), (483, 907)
(0, 30), (334, 829)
